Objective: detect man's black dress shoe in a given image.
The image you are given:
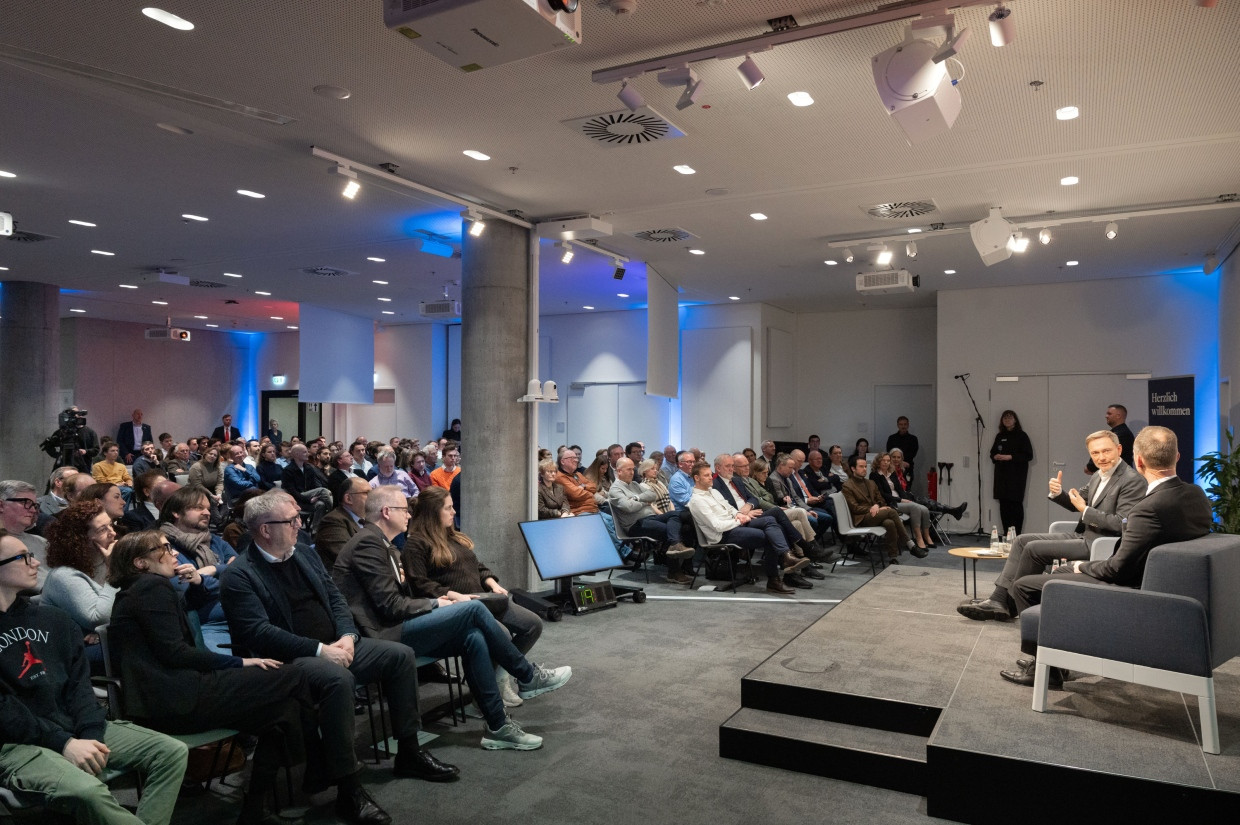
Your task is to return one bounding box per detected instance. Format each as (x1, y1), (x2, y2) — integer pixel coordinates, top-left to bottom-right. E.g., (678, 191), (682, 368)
(418, 662), (460, 684)
(801, 566), (826, 580)
(1000, 661), (1064, 689)
(784, 572), (814, 589)
(394, 748), (459, 782)
(335, 786), (392, 825)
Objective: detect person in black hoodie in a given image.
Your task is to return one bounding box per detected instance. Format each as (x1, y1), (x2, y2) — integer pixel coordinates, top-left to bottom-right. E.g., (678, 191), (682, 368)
(0, 527), (188, 825)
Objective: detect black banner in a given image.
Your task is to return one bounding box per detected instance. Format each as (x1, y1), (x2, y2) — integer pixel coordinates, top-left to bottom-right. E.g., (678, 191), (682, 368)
(1147, 375), (1195, 481)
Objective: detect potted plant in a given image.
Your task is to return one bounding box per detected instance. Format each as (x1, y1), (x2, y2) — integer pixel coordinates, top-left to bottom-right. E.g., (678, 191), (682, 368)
(1197, 428), (1240, 533)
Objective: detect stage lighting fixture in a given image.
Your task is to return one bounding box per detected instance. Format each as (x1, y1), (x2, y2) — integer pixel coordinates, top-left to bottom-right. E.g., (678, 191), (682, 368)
(736, 54), (765, 90)
(905, 241), (918, 259)
(875, 246), (894, 266)
(617, 80), (645, 111)
(969, 206), (1015, 266)
(675, 75), (705, 110)
(988, 5), (1015, 47)
(333, 164), (360, 199)
(558, 242), (574, 264)
(933, 25), (971, 64)
(659, 64), (704, 111)
(1105, 221), (1119, 240)
(872, 35), (962, 144)
(1006, 231), (1030, 253)
(1038, 228), (1052, 245)
(469, 220), (485, 237)
(613, 265), (626, 280)
(844, 248), (854, 263)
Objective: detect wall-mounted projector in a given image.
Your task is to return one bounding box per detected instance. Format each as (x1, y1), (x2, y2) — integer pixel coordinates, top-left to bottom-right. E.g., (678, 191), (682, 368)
(536, 215), (612, 240)
(420, 300), (462, 319)
(872, 36), (961, 144)
(969, 207), (1015, 266)
(383, 0), (581, 72)
(856, 270), (918, 294)
(145, 327), (192, 341)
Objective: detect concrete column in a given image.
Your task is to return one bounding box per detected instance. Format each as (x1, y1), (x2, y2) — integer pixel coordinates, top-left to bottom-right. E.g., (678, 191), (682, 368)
(460, 219), (531, 587)
(0, 282), (61, 484)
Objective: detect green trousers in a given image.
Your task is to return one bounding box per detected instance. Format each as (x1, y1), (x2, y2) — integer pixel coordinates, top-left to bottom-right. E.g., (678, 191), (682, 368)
(0, 720), (188, 825)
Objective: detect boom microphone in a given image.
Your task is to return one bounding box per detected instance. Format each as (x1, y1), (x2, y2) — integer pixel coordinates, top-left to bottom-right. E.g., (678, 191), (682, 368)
(954, 373), (970, 379)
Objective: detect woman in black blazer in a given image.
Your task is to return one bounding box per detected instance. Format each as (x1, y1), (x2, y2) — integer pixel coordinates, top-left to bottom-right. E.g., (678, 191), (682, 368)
(870, 452), (933, 550)
(990, 409), (1034, 534)
(108, 530), (312, 825)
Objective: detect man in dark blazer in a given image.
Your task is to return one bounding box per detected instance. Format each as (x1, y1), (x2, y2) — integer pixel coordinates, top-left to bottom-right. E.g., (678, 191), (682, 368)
(220, 490), (459, 825)
(960, 429), (1147, 622)
(116, 408), (153, 464)
(1001, 426), (1213, 686)
(210, 413), (238, 443)
(767, 453), (835, 548)
(314, 476), (368, 569)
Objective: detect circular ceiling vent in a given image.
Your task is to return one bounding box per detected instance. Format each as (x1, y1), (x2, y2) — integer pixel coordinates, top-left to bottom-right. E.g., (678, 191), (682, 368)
(580, 112), (671, 145)
(633, 228), (693, 243)
(189, 279), (225, 288)
(866, 200), (938, 219)
(300, 266), (353, 277)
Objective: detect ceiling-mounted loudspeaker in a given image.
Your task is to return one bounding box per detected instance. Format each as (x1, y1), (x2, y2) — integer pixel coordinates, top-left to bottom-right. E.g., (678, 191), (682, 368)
(872, 37), (962, 144)
(969, 207), (1015, 266)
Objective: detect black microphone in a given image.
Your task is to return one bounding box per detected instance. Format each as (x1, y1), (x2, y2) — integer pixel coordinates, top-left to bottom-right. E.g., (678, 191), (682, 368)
(954, 372), (970, 379)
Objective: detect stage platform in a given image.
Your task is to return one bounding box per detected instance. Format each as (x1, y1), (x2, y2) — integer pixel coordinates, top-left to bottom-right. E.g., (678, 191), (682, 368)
(719, 565), (1240, 823)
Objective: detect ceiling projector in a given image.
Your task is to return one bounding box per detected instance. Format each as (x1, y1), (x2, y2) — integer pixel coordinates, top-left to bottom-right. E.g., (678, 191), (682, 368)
(872, 36), (961, 144)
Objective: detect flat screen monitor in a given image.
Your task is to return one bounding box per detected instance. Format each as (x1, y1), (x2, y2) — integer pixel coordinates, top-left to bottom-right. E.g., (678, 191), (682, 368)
(518, 514), (624, 582)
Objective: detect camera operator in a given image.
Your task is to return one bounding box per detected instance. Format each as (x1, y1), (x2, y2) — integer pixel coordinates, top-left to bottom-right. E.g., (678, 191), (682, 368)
(39, 407), (100, 472)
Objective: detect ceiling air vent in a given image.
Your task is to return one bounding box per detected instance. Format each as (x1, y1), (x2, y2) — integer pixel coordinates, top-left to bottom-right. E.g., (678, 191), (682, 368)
(563, 107), (686, 146)
(300, 266), (355, 278)
(864, 200), (938, 219)
(631, 227), (697, 243)
(5, 229), (56, 242)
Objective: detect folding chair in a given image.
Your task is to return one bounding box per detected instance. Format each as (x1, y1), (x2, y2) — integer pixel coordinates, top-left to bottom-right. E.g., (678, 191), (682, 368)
(685, 515), (756, 593)
(611, 518), (658, 583)
(829, 493), (887, 576)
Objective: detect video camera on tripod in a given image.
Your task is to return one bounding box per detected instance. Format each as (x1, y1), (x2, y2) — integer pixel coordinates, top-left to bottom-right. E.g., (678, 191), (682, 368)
(40, 407), (91, 469)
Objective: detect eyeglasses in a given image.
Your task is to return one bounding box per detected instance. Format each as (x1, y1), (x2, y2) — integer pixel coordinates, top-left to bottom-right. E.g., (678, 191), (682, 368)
(147, 544), (177, 559)
(3, 498), (38, 511)
(262, 516), (301, 529)
(386, 506), (412, 514)
(0, 552), (34, 568)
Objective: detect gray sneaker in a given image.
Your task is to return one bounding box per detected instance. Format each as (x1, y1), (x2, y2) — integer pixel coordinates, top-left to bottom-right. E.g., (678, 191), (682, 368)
(496, 666), (523, 708)
(481, 718), (543, 751)
(517, 664), (572, 699)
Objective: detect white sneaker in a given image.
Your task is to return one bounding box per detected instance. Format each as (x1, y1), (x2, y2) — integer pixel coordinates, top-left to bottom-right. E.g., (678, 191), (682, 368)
(496, 666), (523, 708)
(481, 718), (543, 751)
(517, 664), (572, 699)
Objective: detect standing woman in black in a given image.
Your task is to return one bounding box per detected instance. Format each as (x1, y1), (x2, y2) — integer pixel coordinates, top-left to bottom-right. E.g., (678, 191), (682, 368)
(989, 409), (1033, 534)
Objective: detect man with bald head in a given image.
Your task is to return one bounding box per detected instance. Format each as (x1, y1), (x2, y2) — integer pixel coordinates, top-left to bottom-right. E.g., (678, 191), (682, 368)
(607, 457), (692, 583)
(282, 442), (333, 533)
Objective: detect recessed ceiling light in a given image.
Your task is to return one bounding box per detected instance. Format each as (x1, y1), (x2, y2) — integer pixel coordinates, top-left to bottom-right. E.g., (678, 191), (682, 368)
(151, 300), (168, 305)
(69, 308), (86, 313)
(255, 290), (271, 296)
(688, 248), (705, 255)
(372, 279), (389, 285)
(0, 266), (9, 271)
(906, 228), (922, 234)
(1056, 106), (1079, 120)
(193, 315), (208, 319)
(155, 122), (193, 135)
(378, 297), (392, 302)
(236, 189), (265, 199)
(787, 91), (814, 107)
(750, 213), (768, 221)
(68, 220), (96, 227)
(91, 249), (115, 256)
(1066, 260), (1079, 266)
(287, 325), (299, 329)
(944, 269), (956, 274)
(583, 305), (595, 310)
(205, 323), (219, 328)
(824, 260), (837, 266)
(367, 257), (385, 262)
(673, 165), (696, 175)
(463, 150), (490, 161)
(312, 85), (351, 100)
(223, 272), (243, 278)
(728, 296), (740, 301)
(270, 316), (283, 320)
(181, 213), (208, 221)
(382, 311), (395, 315)
(0, 170), (15, 178)
(119, 283), (138, 289)
(617, 292), (629, 298)
(142, 7), (194, 30)
(1060, 176), (1079, 186)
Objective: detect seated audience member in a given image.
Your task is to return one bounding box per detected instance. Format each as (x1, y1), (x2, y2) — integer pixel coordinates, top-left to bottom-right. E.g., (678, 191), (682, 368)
(264, 418), (283, 446)
(802, 449), (843, 497)
(282, 443), (333, 533)
(91, 443), (132, 489)
(429, 442), (461, 490)
(130, 441), (165, 480)
(118, 471), (165, 535)
(350, 440), (374, 477)
(2, 481), (51, 586)
(686, 461), (809, 595)
(162, 442), (193, 477)
(848, 438), (871, 468)
(625, 441), (645, 465)
(887, 447), (968, 521)
(766, 454), (833, 547)
(188, 443), (225, 507)
(38, 466), (79, 517)
(63, 472), (96, 504)
(244, 439), (262, 468)
(537, 459), (571, 519)
(275, 441), (292, 468)
(405, 486), (547, 702)
(221, 489), (263, 551)
(422, 442), (440, 470)
(441, 418), (462, 442)
(364, 441), (385, 479)
(77, 483), (126, 527)
(597, 444), (624, 494)
(327, 448), (359, 503)
(760, 440), (777, 462)
(841, 455), (920, 561)
(608, 458), (692, 583)
(871, 452), (933, 550)
(186, 436), (201, 462)
(315, 446), (334, 473)
(369, 447), (418, 498)
(316, 477), (369, 569)
(255, 442), (283, 488)
(826, 445), (850, 480)
(449, 471), (461, 529)
(159, 485), (236, 650)
(107, 530), (312, 825)
(997, 426), (1213, 687)
(667, 451), (697, 511)
(222, 491), (458, 824)
(335, 486), (570, 750)
(407, 451), (434, 494)
(581, 451), (611, 502)
(224, 444), (263, 501)
(41, 500), (118, 671)
(555, 451), (600, 515)
(787, 449), (837, 535)
(157, 432), (175, 461)
(658, 445), (678, 483)
(806, 434), (822, 455)
(0, 528), (188, 822)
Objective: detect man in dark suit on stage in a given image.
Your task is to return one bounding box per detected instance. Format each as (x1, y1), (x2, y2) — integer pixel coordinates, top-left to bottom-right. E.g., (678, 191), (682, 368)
(1086, 403), (1136, 472)
(211, 413), (239, 443)
(116, 408), (152, 464)
(959, 429), (1147, 622)
(999, 425), (1213, 686)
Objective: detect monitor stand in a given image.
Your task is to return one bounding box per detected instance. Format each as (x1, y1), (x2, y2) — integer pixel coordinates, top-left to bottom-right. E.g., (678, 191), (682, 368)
(512, 574), (644, 622)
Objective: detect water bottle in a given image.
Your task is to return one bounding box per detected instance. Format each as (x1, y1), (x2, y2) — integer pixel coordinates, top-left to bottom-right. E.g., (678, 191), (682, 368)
(1004, 527), (1016, 554)
(990, 525), (1000, 552)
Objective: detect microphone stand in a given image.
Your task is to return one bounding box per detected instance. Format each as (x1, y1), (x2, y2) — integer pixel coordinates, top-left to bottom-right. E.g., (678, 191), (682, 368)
(956, 373), (987, 537)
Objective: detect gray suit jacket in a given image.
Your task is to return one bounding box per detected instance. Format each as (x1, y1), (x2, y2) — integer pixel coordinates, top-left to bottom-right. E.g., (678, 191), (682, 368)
(606, 478), (658, 533)
(1049, 458), (1146, 546)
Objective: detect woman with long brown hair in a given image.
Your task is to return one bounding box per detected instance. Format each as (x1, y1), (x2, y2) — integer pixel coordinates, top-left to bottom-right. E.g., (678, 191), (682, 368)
(404, 486), (543, 708)
(41, 499), (118, 670)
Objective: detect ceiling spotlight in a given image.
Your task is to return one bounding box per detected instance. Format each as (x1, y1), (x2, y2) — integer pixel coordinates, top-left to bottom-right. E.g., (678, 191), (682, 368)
(736, 54), (765, 90)
(1038, 228), (1052, 245)
(462, 208), (486, 237)
(1060, 176), (1079, 186)
(558, 242), (574, 264)
(676, 76), (705, 110)
(905, 241), (918, 259)
(824, 260), (837, 266)
(1104, 221), (1118, 240)
(469, 219), (485, 237)
(613, 265), (626, 280)
(1056, 105), (1080, 120)
(988, 4), (1015, 47)
(787, 91), (814, 107)
(1066, 260), (1079, 266)
(944, 269), (956, 275)
(875, 246), (894, 266)
(1006, 231), (1030, 253)
(673, 164), (696, 175)
(843, 248), (854, 263)
(617, 79), (646, 111)
(333, 164), (360, 199)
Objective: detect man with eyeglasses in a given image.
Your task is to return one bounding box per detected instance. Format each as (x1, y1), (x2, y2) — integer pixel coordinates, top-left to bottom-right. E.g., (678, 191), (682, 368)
(221, 490), (458, 825)
(0, 481), (49, 590)
(0, 528), (189, 823)
(315, 477), (369, 568)
(667, 450), (698, 511)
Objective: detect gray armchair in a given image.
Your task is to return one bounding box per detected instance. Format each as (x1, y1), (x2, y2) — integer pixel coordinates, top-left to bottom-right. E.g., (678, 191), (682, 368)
(1022, 533), (1240, 753)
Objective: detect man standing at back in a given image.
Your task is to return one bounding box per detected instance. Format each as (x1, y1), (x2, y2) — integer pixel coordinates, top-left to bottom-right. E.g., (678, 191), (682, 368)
(116, 409), (152, 465)
(885, 416), (919, 478)
(211, 414), (238, 444)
